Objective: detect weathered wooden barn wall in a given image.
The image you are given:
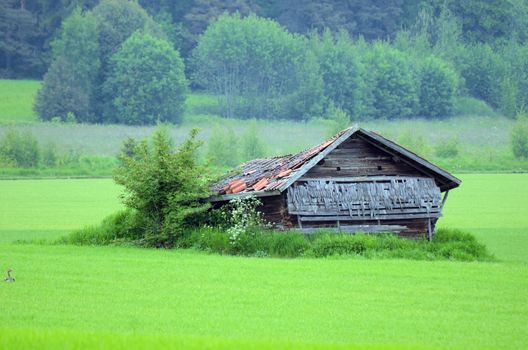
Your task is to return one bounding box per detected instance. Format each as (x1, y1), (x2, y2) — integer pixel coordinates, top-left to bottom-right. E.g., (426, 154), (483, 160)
(258, 193), (294, 229)
(303, 135), (423, 178)
(283, 136), (442, 237)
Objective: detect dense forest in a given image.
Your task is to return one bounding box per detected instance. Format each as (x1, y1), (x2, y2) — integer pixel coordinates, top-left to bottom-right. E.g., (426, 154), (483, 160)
(2, 0), (528, 123)
(2, 0), (527, 79)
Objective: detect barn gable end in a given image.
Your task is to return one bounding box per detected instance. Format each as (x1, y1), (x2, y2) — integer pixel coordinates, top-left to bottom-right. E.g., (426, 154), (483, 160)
(303, 134), (423, 179)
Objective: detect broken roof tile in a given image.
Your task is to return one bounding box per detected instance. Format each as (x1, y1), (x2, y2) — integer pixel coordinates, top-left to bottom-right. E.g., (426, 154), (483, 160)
(277, 169), (292, 178)
(252, 178), (269, 191)
(231, 182), (247, 194)
(211, 127), (354, 196)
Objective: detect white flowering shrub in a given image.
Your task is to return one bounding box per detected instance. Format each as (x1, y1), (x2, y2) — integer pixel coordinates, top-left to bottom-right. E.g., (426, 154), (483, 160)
(225, 196), (263, 246)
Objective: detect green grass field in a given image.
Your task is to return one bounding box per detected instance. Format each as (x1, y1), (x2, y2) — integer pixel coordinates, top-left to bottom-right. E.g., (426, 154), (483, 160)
(1, 79), (528, 175)
(0, 80), (40, 123)
(0, 174), (527, 349)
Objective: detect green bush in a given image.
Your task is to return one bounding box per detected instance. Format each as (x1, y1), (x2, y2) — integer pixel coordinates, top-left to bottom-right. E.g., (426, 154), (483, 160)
(457, 44), (507, 109)
(58, 210), (146, 246)
(266, 231), (310, 258)
(188, 227), (231, 254)
(397, 130), (431, 157)
(435, 137), (459, 158)
(207, 126), (240, 167)
(187, 227), (309, 258)
(511, 115), (528, 159)
(310, 30), (362, 119)
(41, 141), (58, 167)
(0, 129), (40, 167)
(103, 32), (188, 124)
(326, 103), (350, 137)
(241, 121), (266, 161)
(114, 128), (210, 247)
(418, 56), (459, 119)
(452, 96), (498, 117)
(362, 43), (419, 119)
(309, 233), (376, 257)
(61, 223), (493, 262)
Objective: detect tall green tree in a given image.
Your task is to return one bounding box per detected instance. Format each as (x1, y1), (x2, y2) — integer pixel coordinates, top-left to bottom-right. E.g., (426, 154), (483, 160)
(103, 32), (188, 125)
(34, 8), (100, 122)
(310, 30), (363, 119)
(92, 0), (162, 119)
(457, 43), (507, 109)
(363, 43), (419, 119)
(92, 0), (158, 69)
(0, 0), (42, 78)
(193, 13), (324, 120)
(447, 0), (513, 43)
(418, 56), (459, 119)
(182, 0), (259, 59)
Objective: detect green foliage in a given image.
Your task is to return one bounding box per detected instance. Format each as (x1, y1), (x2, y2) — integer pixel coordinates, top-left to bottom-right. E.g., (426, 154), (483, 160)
(418, 56), (459, 119)
(207, 126), (239, 167)
(34, 9), (100, 122)
(241, 121), (266, 161)
(185, 228), (492, 262)
(310, 30), (363, 119)
(189, 227), (310, 258)
(193, 13), (323, 120)
(308, 229), (493, 261)
(435, 137), (459, 158)
(499, 42), (528, 117)
(457, 44), (506, 109)
(397, 130), (431, 157)
(362, 43), (419, 119)
(40, 141), (58, 167)
(451, 96), (498, 117)
(0, 128), (90, 170)
(103, 32), (187, 125)
(511, 115), (528, 160)
(448, 0), (513, 43)
(114, 127), (210, 247)
(326, 103), (350, 137)
(93, 0), (158, 71)
(0, 128), (39, 167)
(58, 210), (146, 246)
(309, 233), (377, 257)
(430, 228), (491, 261)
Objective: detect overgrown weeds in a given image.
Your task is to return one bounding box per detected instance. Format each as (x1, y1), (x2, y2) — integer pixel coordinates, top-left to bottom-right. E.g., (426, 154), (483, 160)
(59, 216), (494, 262)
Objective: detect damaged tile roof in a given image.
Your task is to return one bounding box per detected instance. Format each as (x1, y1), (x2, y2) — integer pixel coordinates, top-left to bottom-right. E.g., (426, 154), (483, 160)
(211, 127), (353, 196)
(210, 126), (462, 201)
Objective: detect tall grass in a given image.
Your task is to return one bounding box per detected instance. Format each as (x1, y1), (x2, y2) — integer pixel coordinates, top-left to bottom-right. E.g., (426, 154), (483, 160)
(59, 216), (494, 262)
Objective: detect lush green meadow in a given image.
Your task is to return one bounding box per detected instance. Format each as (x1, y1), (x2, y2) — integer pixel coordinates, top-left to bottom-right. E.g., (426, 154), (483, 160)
(0, 80), (40, 124)
(0, 174), (527, 349)
(1, 79), (527, 176)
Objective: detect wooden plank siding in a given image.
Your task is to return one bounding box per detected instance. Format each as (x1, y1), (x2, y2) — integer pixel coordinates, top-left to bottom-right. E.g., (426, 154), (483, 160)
(284, 136), (441, 237)
(303, 136), (424, 178)
(211, 133), (455, 239)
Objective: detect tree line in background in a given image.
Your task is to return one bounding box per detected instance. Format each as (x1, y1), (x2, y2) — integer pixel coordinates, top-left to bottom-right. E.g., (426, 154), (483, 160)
(3, 0), (528, 123)
(2, 0), (527, 79)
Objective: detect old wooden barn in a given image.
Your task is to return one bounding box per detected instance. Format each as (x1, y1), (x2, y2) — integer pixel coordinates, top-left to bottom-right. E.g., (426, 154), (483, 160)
(209, 127), (461, 239)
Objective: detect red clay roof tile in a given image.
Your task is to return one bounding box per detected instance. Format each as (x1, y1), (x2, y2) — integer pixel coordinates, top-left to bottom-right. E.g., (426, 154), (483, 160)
(252, 178), (269, 191)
